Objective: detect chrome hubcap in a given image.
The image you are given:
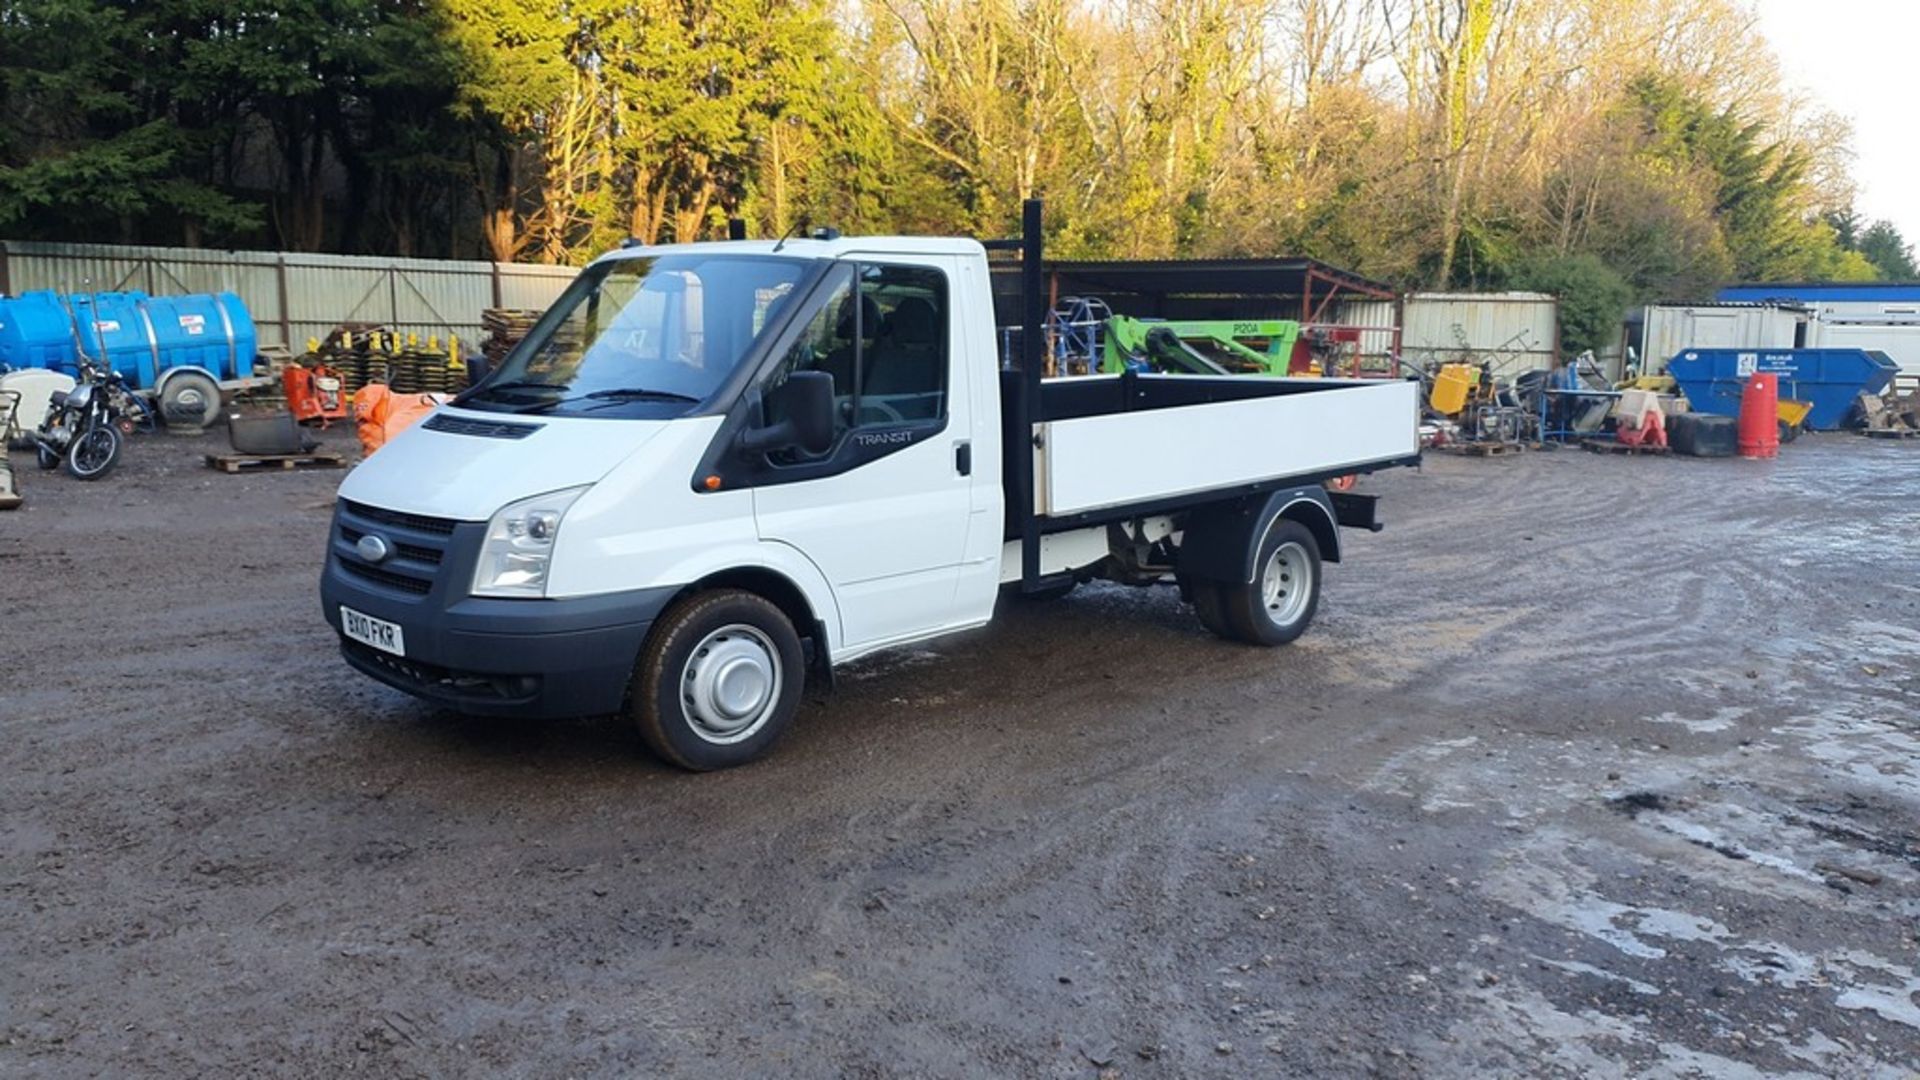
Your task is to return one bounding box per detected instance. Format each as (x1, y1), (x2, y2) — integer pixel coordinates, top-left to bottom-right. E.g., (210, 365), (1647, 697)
(681, 624), (781, 744)
(1260, 541), (1311, 627)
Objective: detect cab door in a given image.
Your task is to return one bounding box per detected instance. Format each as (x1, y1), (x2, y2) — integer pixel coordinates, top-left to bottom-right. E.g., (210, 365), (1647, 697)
(750, 258), (976, 651)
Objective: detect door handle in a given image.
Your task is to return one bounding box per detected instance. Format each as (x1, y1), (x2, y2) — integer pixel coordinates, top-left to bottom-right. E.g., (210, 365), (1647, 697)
(954, 440), (972, 476)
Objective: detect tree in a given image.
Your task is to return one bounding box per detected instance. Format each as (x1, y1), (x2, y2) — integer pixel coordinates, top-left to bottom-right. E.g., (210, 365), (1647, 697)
(0, 0), (256, 244)
(1854, 220), (1918, 280)
(1626, 75), (1869, 284)
(0, 0), (1898, 299)
(1508, 252), (1633, 354)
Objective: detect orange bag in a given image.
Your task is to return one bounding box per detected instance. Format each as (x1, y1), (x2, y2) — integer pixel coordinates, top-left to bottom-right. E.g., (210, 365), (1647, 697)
(354, 385), (446, 456)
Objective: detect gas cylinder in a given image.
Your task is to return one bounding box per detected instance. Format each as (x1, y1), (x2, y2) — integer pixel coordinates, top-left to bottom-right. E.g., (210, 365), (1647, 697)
(1737, 371), (1779, 459)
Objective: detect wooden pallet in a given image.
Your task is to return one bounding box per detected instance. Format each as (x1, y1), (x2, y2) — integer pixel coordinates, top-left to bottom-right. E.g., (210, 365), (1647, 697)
(204, 450), (347, 474)
(1861, 427), (1920, 440)
(1582, 439), (1671, 456)
(1435, 441), (1521, 457)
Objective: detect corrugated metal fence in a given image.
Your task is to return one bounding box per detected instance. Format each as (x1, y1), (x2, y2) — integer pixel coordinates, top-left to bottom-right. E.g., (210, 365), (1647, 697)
(0, 240), (579, 353)
(1399, 292), (1560, 379)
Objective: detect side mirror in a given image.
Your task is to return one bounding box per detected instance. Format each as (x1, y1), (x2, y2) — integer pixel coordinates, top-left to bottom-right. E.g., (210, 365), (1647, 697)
(739, 371), (835, 456)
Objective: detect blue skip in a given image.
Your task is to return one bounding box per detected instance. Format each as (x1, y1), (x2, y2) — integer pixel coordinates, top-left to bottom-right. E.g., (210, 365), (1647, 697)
(1665, 348), (1898, 430)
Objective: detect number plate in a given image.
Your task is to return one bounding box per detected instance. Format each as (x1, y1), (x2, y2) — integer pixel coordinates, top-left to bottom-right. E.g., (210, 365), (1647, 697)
(341, 606), (406, 657)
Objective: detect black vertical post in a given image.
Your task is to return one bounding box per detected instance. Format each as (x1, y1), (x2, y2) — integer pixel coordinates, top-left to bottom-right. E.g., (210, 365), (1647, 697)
(727, 218), (748, 241)
(1019, 198), (1044, 590)
(276, 255), (293, 350)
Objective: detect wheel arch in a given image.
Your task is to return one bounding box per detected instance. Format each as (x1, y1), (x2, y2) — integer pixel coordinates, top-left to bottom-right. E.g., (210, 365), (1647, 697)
(663, 563), (835, 687)
(1275, 495), (1340, 565)
(1177, 485), (1341, 585)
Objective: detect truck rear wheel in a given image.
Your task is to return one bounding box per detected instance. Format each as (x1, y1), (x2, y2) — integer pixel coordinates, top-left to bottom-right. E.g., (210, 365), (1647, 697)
(1207, 520), (1321, 646)
(628, 589), (804, 771)
(1191, 581), (1235, 639)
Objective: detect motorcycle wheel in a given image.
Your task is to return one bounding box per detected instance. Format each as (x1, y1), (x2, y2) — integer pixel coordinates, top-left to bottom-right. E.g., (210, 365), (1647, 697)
(65, 424), (121, 481)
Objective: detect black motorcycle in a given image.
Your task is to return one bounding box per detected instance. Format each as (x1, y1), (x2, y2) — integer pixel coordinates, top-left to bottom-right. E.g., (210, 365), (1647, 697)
(35, 361), (125, 480)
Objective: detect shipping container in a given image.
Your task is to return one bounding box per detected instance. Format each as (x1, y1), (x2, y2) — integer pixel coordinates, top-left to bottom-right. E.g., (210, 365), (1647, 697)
(1639, 302), (1805, 373)
(1716, 283), (1920, 381)
(1809, 319), (1920, 377)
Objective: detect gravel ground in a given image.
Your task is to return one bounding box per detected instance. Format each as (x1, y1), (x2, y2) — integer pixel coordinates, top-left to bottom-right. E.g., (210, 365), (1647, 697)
(3, 428), (1918, 1078)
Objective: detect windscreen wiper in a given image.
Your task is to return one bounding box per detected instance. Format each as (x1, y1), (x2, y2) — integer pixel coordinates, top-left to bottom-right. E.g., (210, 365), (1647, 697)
(511, 386), (704, 414)
(459, 379), (572, 412)
(468, 379), (567, 397)
(462, 379), (567, 400)
(580, 387), (701, 403)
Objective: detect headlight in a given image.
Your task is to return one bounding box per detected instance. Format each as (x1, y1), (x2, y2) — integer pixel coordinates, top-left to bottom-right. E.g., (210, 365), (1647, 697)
(471, 486), (589, 597)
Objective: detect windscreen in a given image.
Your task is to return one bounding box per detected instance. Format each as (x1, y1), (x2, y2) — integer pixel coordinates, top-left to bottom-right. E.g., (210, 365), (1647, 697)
(460, 253), (816, 418)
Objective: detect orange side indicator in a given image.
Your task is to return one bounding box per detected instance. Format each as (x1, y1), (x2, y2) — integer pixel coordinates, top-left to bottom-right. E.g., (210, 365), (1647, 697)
(703, 474), (723, 491)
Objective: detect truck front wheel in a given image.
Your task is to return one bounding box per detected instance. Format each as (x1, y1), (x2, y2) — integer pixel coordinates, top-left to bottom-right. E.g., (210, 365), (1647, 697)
(1194, 520), (1322, 646)
(628, 589), (805, 771)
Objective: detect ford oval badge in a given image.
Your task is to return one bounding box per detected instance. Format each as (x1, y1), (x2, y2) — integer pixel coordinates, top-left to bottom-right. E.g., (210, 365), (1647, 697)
(356, 534), (392, 564)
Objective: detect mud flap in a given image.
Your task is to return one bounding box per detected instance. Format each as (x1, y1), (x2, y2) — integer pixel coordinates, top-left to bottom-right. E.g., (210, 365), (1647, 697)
(1328, 491), (1383, 532)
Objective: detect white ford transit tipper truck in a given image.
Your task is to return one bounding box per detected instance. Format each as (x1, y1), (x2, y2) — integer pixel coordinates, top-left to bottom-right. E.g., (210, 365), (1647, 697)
(321, 203), (1419, 769)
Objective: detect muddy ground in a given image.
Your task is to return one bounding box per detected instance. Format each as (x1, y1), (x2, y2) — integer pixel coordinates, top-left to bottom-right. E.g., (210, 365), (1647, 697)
(2, 428), (1917, 1078)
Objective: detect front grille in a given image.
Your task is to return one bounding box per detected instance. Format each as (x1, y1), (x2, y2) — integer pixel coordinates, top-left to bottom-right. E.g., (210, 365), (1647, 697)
(332, 500), (466, 598)
(338, 524), (443, 566)
(340, 500), (458, 536)
(423, 413), (543, 440)
(338, 559), (432, 595)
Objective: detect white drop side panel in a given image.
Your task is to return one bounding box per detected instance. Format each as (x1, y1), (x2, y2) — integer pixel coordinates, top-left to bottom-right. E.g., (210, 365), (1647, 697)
(1035, 380), (1418, 516)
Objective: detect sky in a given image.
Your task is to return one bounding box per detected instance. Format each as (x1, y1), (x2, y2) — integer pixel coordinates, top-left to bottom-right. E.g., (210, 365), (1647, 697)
(1753, 0), (1920, 247)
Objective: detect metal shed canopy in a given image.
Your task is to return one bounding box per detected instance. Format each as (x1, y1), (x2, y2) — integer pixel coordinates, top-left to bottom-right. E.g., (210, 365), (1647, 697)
(991, 256), (1396, 324)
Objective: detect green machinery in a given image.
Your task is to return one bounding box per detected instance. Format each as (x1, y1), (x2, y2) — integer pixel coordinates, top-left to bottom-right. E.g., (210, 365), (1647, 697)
(1041, 298), (1336, 377)
(1099, 315), (1302, 376)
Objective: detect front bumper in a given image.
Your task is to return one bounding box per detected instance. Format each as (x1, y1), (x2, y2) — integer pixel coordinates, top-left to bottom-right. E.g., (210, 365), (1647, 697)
(320, 542), (675, 721)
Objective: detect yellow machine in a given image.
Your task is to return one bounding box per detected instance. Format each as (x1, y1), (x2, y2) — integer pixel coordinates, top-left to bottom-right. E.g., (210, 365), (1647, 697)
(1429, 363), (1481, 415)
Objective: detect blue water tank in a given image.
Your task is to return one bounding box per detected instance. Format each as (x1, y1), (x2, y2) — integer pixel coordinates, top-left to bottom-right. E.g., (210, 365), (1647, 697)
(137, 292), (256, 382)
(1665, 348), (1899, 430)
(0, 289), (256, 388)
(0, 291), (80, 370)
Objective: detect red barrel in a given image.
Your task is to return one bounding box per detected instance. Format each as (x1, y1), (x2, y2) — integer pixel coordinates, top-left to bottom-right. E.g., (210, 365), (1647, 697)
(1738, 372), (1779, 458)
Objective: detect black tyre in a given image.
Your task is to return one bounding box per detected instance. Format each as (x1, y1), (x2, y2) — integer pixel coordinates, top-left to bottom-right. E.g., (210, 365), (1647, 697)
(157, 370), (221, 430)
(1219, 519), (1322, 646)
(36, 442), (60, 470)
(628, 589), (805, 771)
(1190, 580), (1236, 640)
(65, 423), (121, 480)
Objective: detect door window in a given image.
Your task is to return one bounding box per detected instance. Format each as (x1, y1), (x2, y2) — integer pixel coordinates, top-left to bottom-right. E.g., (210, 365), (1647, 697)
(767, 262), (948, 435)
(857, 263), (947, 424)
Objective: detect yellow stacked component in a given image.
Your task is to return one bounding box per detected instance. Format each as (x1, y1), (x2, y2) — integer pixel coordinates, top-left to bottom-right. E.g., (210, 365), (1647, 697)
(1429, 363), (1480, 416)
